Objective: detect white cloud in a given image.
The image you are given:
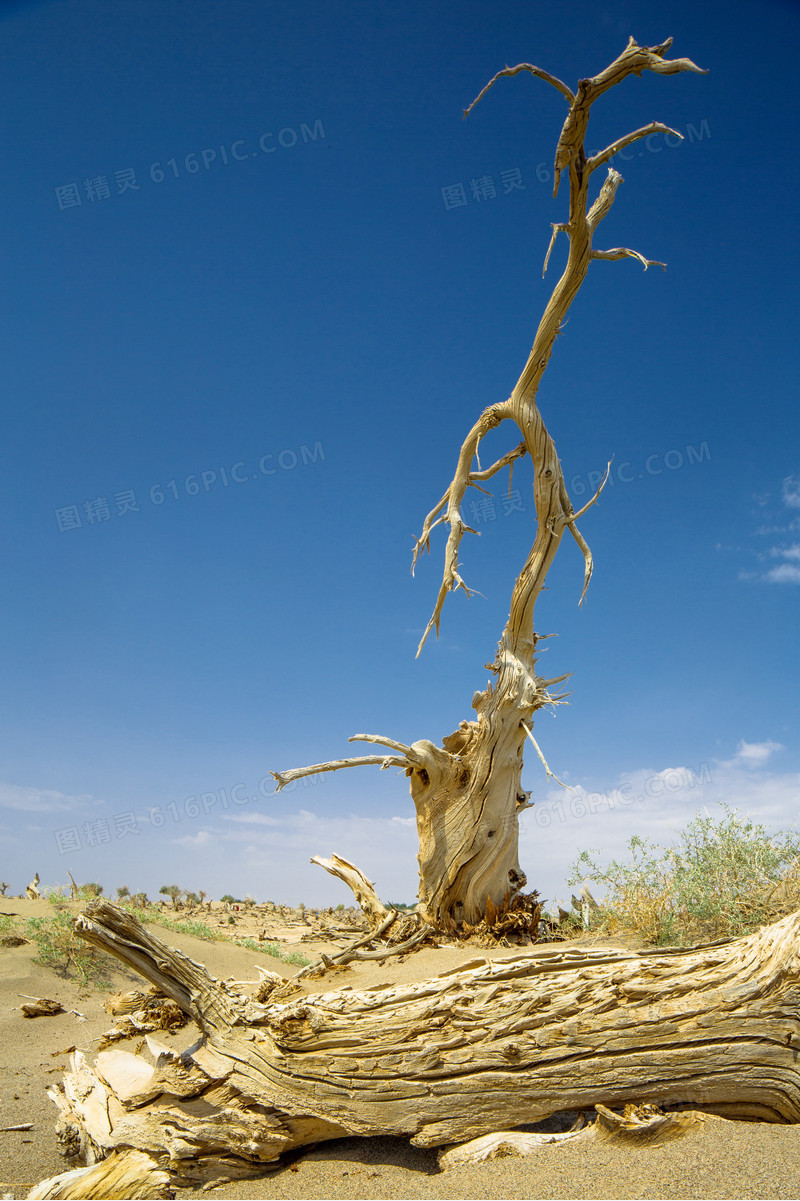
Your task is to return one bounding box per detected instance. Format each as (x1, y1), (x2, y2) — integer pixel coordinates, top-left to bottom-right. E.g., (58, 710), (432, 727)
(741, 477), (800, 582)
(0, 781), (96, 814)
(764, 562), (800, 584)
(769, 544), (800, 561)
(173, 830), (214, 848)
(782, 476), (800, 510)
(761, 541), (800, 584)
(721, 739), (784, 768)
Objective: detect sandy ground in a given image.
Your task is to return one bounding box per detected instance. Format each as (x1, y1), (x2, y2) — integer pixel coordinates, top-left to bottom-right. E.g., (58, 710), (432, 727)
(2, 895), (800, 1200)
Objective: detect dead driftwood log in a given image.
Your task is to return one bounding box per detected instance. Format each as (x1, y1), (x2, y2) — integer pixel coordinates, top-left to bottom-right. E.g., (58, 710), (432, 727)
(37, 899), (800, 1193)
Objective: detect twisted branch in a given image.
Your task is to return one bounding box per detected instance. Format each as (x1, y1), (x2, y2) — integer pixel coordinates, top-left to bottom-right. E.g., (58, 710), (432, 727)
(417, 38), (704, 650)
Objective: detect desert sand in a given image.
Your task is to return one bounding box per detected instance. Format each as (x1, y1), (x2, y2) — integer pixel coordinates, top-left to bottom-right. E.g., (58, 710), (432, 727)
(2, 894), (800, 1201)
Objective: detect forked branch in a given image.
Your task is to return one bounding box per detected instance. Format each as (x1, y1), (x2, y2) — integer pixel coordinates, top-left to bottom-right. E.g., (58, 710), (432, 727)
(417, 39), (704, 654)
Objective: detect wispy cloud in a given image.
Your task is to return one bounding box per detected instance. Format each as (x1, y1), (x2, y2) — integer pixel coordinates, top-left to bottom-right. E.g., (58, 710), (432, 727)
(782, 476), (800, 509)
(745, 476), (800, 584)
(720, 739), (784, 768)
(764, 564), (800, 583)
(173, 829), (214, 848)
(763, 544), (800, 584)
(0, 781), (97, 814)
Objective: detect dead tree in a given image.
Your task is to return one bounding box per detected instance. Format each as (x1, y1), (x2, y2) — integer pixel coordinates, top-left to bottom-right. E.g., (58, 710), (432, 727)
(41, 39), (773, 1201)
(272, 37), (707, 932)
(38, 900), (800, 1194)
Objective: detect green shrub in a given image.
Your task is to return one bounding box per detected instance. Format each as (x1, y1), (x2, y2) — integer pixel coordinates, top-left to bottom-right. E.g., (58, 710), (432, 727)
(43, 885), (70, 905)
(22, 912), (110, 986)
(568, 804), (800, 945)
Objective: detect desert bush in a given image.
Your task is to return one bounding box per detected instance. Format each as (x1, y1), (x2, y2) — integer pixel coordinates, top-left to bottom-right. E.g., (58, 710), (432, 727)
(23, 912), (110, 986)
(568, 804), (800, 945)
(43, 885), (70, 905)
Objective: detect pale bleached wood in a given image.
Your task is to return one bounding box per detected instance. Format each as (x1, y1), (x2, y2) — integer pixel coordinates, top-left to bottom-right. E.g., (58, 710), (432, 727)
(37, 900), (800, 1196)
(27, 1150), (171, 1200)
(272, 39), (707, 931)
(437, 1106), (712, 1169)
(308, 853), (390, 925)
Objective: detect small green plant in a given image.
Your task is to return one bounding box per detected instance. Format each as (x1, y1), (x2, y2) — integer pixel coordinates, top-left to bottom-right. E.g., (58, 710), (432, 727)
(23, 912), (110, 986)
(228, 915), (235, 924)
(42, 885), (70, 905)
(79, 883), (103, 899)
(116, 885), (130, 901)
(138, 907), (310, 966)
(235, 936), (310, 967)
(569, 804), (800, 945)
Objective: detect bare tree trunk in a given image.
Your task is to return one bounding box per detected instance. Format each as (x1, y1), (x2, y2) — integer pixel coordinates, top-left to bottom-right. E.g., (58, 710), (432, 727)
(273, 38), (706, 930)
(38, 901), (800, 1193)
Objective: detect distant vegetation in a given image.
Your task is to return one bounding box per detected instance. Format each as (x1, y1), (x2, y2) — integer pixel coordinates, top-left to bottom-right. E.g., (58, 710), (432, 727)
(568, 804), (800, 945)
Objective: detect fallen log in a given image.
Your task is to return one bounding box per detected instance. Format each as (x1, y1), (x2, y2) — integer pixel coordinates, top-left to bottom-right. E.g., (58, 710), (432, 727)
(39, 900), (800, 1191)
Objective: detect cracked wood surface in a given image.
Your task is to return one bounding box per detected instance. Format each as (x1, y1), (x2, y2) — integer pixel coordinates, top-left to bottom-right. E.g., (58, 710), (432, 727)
(46, 901), (800, 1191)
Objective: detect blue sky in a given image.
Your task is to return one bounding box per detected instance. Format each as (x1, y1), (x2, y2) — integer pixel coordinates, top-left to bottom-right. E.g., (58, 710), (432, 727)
(1, 0), (797, 909)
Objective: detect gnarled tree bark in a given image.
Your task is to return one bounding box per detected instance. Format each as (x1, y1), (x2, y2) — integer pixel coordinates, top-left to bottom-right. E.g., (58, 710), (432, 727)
(37, 900), (800, 1194)
(272, 37), (706, 931)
